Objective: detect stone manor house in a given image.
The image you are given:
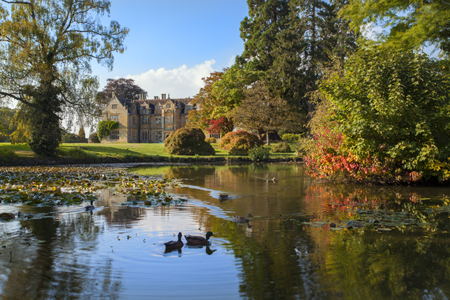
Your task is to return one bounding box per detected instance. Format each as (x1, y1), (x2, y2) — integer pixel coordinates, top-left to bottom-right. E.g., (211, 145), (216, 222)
(102, 92), (197, 143)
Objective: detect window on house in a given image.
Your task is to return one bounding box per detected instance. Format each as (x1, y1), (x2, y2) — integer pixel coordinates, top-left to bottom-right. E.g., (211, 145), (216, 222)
(112, 104), (117, 109)
(110, 115), (119, 121)
(165, 115), (173, 124)
(141, 116), (149, 124)
(187, 105), (192, 110)
(141, 130), (149, 141)
(156, 117), (161, 125)
(110, 130), (119, 140)
(166, 104), (171, 108)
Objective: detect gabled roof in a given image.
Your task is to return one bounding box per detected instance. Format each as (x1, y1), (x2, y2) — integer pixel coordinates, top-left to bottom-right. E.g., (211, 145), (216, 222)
(116, 96), (132, 107)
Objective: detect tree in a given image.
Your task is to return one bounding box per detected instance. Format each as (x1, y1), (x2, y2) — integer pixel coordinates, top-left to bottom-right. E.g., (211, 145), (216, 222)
(9, 104), (32, 144)
(0, 107), (16, 141)
(238, 0), (306, 108)
(238, 0), (358, 114)
(231, 81), (305, 145)
(206, 117), (234, 137)
(188, 66), (252, 136)
(78, 126), (86, 140)
(309, 44), (450, 182)
(188, 70), (226, 130)
(341, 0), (450, 57)
(98, 78), (147, 106)
(0, 0), (129, 156)
(59, 69), (101, 134)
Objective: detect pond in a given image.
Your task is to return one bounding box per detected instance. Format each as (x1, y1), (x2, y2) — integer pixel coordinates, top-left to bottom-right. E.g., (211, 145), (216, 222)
(1, 163), (450, 299)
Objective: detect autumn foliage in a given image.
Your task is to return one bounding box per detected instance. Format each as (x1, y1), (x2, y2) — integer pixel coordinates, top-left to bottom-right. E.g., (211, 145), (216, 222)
(205, 117), (233, 136)
(304, 45), (450, 183)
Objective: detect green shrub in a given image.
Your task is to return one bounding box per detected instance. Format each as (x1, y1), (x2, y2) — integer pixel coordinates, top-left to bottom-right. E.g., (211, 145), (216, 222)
(62, 132), (84, 143)
(0, 147), (17, 159)
(205, 137), (216, 143)
(229, 146), (249, 156)
(164, 127), (215, 155)
(97, 121), (119, 141)
(307, 45), (450, 182)
(272, 142), (292, 153)
(219, 130), (263, 153)
(295, 137), (315, 158)
(59, 148), (92, 160)
(281, 133), (303, 142)
(248, 146), (270, 162)
(89, 132), (100, 143)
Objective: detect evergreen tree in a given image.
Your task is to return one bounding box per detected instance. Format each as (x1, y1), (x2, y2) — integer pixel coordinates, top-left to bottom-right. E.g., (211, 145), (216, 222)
(78, 127), (86, 141)
(238, 0), (306, 109)
(238, 0), (357, 113)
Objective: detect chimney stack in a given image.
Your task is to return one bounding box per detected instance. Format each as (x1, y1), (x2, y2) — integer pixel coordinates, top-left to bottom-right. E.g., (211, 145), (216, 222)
(161, 93), (166, 100)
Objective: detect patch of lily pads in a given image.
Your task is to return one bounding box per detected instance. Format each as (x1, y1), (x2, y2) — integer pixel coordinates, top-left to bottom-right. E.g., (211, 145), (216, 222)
(302, 196), (450, 232)
(0, 166), (184, 207)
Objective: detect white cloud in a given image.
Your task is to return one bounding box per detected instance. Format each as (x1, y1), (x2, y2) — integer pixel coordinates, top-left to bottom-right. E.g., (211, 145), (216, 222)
(125, 59), (216, 99)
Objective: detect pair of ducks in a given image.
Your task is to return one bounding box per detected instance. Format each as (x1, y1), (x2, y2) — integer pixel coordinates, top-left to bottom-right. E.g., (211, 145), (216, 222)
(164, 231), (213, 250)
(165, 213), (253, 250)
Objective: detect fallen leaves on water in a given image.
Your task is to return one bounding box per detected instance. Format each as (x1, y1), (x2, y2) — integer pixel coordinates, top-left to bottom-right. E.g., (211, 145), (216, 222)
(0, 166), (184, 207)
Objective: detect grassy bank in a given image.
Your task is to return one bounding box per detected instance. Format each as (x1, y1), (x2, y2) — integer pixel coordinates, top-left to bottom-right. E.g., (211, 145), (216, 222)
(0, 142), (299, 166)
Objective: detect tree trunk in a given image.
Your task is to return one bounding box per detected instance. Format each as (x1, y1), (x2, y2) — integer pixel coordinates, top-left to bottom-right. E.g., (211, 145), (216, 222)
(266, 130), (270, 145)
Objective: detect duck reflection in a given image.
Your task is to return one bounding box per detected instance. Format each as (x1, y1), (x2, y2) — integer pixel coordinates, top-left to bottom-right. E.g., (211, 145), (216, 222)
(184, 244), (217, 255)
(164, 248), (182, 255)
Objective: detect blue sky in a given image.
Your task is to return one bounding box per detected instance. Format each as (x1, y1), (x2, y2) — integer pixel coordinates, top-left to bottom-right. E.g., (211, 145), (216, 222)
(91, 0), (249, 98)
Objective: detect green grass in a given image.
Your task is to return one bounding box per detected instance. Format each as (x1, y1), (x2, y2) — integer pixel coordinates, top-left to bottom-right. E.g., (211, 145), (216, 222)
(0, 141), (298, 162)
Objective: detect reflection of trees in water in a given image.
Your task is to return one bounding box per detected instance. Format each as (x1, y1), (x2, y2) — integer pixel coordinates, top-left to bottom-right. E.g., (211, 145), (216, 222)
(204, 214), (323, 299)
(316, 229), (450, 299)
(164, 166), (216, 186)
(304, 183), (450, 299)
(0, 213), (123, 299)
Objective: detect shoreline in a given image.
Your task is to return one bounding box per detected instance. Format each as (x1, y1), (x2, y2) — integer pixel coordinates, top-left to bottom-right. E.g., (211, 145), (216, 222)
(0, 156), (301, 167)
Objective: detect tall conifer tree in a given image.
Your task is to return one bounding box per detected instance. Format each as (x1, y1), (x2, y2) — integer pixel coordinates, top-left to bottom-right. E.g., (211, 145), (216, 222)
(238, 0), (357, 113)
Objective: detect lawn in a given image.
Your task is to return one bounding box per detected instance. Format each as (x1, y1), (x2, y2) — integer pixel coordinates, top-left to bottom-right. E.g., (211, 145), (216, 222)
(0, 141), (298, 162)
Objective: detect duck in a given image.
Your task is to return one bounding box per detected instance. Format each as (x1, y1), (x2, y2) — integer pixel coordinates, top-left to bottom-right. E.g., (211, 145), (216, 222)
(164, 232), (184, 250)
(85, 199), (95, 211)
(185, 231), (213, 246)
(219, 194), (229, 201)
(0, 213), (15, 220)
(233, 213), (253, 223)
(272, 177), (277, 182)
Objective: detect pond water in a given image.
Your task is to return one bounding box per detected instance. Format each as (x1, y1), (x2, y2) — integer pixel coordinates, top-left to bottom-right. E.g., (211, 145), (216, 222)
(1, 163), (450, 299)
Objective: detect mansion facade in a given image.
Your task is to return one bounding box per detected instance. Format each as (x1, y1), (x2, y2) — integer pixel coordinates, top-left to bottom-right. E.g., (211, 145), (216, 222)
(102, 92), (197, 143)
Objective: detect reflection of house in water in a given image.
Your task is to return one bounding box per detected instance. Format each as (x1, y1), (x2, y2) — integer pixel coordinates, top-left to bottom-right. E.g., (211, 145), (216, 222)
(98, 190), (146, 226)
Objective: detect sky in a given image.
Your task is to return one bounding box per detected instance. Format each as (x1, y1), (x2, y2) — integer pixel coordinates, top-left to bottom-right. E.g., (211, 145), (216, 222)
(90, 0), (249, 99)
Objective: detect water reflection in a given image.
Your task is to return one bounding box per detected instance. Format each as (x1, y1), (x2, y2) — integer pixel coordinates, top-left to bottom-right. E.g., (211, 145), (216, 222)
(0, 164), (450, 299)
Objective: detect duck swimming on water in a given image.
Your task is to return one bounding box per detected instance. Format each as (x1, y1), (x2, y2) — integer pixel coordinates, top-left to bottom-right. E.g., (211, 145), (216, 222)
(164, 232), (184, 250)
(233, 214), (253, 223)
(185, 231), (214, 246)
(85, 199), (95, 211)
